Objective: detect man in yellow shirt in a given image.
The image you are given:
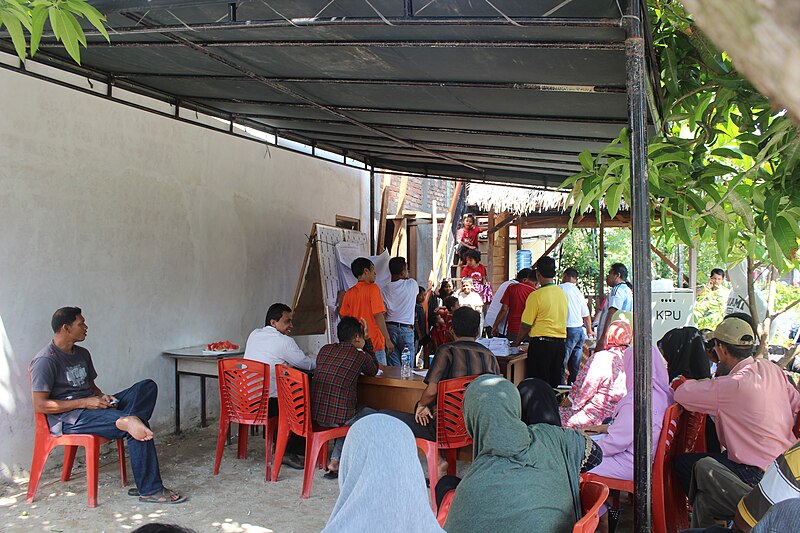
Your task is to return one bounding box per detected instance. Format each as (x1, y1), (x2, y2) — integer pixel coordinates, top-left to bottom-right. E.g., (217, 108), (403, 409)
(511, 255), (568, 387)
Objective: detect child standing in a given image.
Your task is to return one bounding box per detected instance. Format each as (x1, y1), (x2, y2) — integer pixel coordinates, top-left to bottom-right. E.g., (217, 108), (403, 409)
(340, 257), (393, 365)
(461, 249), (493, 306)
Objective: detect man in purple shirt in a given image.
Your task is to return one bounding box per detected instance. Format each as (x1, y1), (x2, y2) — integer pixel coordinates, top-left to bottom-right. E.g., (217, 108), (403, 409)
(29, 307), (184, 504)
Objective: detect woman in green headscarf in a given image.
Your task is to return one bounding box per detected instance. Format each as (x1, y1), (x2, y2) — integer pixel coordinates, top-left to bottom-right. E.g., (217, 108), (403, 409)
(444, 374), (594, 533)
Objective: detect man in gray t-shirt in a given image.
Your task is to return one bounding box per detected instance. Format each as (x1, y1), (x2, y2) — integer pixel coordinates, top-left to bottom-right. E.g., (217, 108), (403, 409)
(29, 307), (184, 504)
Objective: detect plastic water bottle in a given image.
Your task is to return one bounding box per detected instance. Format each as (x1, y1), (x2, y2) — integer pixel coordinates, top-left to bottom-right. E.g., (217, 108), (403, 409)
(401, 346), (412, 378)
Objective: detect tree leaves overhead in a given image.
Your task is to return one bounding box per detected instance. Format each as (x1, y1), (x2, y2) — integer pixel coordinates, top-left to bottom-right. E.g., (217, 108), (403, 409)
(0, 0), (109, 64)
(560, 0), (800, 273)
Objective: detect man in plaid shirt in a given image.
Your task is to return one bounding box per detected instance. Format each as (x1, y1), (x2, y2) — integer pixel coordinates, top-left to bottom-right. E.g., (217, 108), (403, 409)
(312, 316), (378, 478)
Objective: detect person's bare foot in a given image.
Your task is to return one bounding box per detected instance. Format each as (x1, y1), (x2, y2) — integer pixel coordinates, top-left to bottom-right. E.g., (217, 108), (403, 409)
(327, 458), (340, 473)
(116, 416), (153, 441)
(437, 458), (449, 479)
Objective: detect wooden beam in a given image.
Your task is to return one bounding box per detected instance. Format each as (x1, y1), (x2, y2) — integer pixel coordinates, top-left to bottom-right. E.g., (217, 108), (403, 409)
(487, 213), (519, 234)
(429, 181), (463, 285)
(689, 243), (698, 298)
(650, 244), (690, 284)
(540, 228), (571, 259)
(375, 185), (390, 254)
(393, 175), (409, 217)
(487, 207), (495, 287)
(598, 224), (605, 311)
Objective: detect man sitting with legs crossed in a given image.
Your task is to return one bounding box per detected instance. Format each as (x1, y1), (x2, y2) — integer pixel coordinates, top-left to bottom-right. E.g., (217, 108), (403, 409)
(30, 307), (184, 504)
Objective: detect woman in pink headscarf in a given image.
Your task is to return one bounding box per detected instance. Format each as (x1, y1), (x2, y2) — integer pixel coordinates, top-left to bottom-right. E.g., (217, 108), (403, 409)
(560, 320), (631, 429)
(586, 344), (673, 480)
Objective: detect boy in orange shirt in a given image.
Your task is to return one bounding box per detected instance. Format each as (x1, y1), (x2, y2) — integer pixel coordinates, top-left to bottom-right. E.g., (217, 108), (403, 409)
(340, 257), (394, 365)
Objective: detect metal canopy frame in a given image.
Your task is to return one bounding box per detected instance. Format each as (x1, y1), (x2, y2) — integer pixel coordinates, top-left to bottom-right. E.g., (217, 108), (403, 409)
(1, 0), (657, 530)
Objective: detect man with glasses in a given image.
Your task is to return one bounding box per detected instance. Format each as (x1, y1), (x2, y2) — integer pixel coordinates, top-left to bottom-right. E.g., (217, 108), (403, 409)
(671, 316), (800, 528)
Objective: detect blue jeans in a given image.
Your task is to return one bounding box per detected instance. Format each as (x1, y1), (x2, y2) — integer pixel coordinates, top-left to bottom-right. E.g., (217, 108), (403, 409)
(374, 349), (387, 366)
(63, 379), (163, 496)
(386, 323), (415, 367)
(563, 327), (586, 385)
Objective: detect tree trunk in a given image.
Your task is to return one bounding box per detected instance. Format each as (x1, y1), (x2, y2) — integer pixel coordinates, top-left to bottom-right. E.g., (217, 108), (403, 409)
(680, 0), (800, 124)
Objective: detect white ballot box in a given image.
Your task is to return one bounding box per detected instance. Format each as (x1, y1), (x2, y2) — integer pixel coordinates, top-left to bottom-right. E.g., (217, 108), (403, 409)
(651, 288), (695, 343)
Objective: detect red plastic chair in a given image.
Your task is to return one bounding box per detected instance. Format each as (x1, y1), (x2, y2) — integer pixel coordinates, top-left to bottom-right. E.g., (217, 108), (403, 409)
(27, 411), (127, 508)
(582, 403), (684, 533)
(271, 364), (350, 498)
(416, 375), (478, 509)
(682, 410), (707, 453)
(573, 480), (610, 533)
(436, 489), (455, 527)
(214, 358), (276, 481)
(793, 413), (800, 439)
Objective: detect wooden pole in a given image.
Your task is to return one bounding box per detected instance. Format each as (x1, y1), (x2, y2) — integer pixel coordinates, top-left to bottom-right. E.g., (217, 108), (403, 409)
(431, 200), (438, 285)
(430, 181), (463, 285)
(598, 224), (605, 310)
(540, 228), (571, 259)
(689, 242), (698, 299)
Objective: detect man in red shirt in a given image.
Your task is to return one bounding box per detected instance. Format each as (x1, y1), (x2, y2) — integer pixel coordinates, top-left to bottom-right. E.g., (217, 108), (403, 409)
(311, 316), (378, 478)
(490, 268), (536, 339)
(340, 257), (393, 365)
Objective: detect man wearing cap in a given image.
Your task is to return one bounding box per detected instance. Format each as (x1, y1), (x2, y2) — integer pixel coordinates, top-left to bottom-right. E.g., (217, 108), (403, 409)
(671, 316), (800, 528)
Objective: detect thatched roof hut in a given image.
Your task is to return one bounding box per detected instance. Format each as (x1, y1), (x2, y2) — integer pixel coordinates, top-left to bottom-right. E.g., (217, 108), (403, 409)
(466, 183), (571, 215)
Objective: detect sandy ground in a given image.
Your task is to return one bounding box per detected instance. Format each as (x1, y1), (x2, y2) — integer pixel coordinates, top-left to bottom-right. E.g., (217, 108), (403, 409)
(1, 423), (635, 533)
(0, 423), (343, 533)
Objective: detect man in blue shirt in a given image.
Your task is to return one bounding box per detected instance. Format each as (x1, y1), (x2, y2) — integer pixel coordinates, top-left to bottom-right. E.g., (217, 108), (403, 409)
(595, 263), (633, 350)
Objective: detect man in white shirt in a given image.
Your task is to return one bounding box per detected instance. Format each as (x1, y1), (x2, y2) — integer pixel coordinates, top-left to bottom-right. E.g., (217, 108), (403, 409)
(484, 271), (522, 337)
(382, 257), (420, 366)
(559, 268), (593, 384)
(244, 302), (316, 468)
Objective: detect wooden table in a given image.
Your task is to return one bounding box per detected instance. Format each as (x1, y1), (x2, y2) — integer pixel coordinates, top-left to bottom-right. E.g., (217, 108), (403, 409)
(496, 353), (527, 385)
(358, 366), (427, 412)
(162, 346), (243, 434)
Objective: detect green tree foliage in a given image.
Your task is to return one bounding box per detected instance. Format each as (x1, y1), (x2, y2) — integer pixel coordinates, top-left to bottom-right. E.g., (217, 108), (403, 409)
(561, 0), (800, 276)
(0, 0), (109, 64)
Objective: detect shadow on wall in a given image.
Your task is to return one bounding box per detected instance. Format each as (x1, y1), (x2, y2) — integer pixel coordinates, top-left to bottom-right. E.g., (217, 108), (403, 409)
(0, 313), (32, 481)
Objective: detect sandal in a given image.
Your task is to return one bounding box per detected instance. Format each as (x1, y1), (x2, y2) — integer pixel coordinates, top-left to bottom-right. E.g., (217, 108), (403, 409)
(138, 487), (186, 504)
(323, 470), (338, 480)
(128, 488), (140, 496)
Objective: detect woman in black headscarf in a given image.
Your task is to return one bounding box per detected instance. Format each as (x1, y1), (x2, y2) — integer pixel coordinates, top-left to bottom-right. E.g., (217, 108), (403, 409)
(658, 326), (712, 381)
(518, 378), (562, 426)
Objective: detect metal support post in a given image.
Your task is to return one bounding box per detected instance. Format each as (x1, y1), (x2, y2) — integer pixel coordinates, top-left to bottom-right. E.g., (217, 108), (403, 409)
(625, 0), (653, 531)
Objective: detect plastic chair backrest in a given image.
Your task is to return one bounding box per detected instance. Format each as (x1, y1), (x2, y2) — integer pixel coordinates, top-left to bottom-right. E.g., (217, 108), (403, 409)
(681, 409), (706, 453)
(275, 364), (312, 437)
(34, 410), (52, 436)
(653, 403), (684, 533)
(573, 480), (609, 533)
(217, 358), (270, 425)
(436, 375), (478, 449)
(436, 489), (456, 527)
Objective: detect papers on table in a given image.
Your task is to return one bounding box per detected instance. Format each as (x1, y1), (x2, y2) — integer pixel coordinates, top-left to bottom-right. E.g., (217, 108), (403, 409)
(413, 369), (428, 377)
(476, 337), (511, 357)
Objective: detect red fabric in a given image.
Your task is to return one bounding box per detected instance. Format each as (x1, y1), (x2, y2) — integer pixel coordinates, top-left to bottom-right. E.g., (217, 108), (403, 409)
(340, 281), (386, 350)
(456, 226), (480, 247)
(460, 263), (487, 280)
(500, 282), (536, 336)
(311, 340), (379, 426)
(431, 310), (454, 347)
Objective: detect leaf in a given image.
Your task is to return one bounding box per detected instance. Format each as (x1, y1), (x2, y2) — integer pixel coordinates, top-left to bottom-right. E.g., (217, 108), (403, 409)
(739, 142), (759, 158)
(579, 151), (594, 172)
(766, 226), (788, 268)
(606, 183), (623, 219)
(29, 5), (48, 57)
(729, 190), (754, 230)
(64, 11), (87, 47)
(716, 223), (729, 263)
(773, 215), (798, 256)
(765, 194), (782, 221)
(67, 0), (109, 41)
(1, 13), (27, 61)
(50, 9), (81, 64)
(710, 147), (742, 159)
(671, 200), (693, 245)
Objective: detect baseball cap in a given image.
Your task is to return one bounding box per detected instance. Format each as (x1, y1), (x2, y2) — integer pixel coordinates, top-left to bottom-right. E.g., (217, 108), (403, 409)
(713, 317), (756, 346)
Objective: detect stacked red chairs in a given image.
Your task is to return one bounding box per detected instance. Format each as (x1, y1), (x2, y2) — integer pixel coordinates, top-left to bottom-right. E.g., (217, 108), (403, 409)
(416, 375), (478, 509)
(27, 411), (127, 508)
(582, 403), (684, 533)
(272, 364), (350, 498)
(214, 358), (276, 481)
(573, 480), (610, 533)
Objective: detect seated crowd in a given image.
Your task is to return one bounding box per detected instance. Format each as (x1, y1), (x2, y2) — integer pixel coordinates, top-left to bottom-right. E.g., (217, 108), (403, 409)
(29, 251), (800, 533)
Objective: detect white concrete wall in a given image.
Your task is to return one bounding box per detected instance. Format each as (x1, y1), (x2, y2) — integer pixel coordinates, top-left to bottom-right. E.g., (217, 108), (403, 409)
(0, 69), (369, 480)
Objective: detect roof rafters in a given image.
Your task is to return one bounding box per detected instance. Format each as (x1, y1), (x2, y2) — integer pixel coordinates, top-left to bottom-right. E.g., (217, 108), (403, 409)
(117, 11), (485, 174)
